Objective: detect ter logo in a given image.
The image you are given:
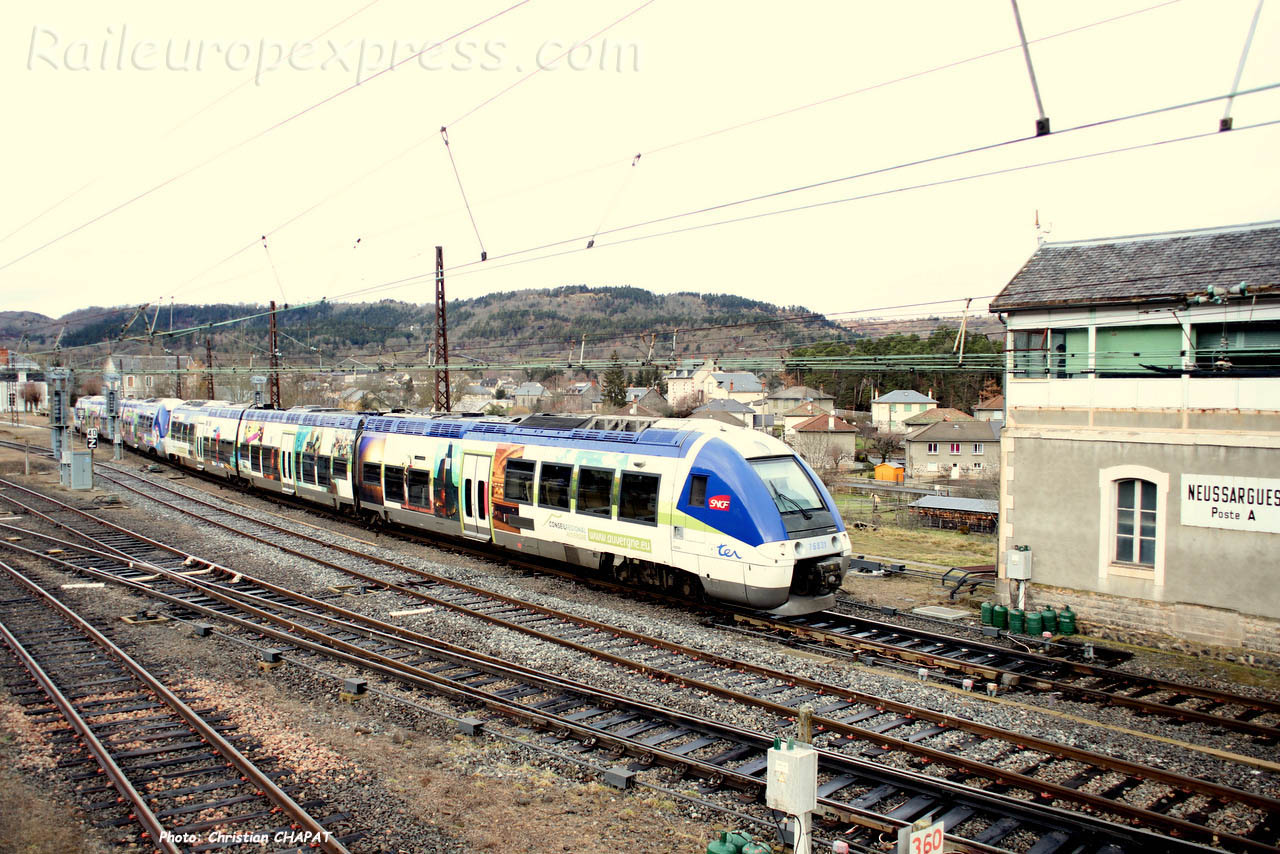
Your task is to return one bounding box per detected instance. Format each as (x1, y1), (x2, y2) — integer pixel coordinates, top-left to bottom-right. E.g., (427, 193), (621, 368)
(709, 495), (731, 511)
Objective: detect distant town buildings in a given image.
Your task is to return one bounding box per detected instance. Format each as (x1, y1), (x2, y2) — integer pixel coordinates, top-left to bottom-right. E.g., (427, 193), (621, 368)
(903, 420), (1001, 480)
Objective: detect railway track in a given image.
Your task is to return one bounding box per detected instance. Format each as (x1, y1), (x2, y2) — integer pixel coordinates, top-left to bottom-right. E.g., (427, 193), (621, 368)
(0, 559), (354, 854)
(727, 609), (1280, 742)
(2, 474), (1278, 851)
(74, 449), (1280, 743)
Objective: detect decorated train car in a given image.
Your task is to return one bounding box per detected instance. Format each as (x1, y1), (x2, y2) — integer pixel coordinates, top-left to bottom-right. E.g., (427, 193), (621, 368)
(72, 395), (110, 437)
(167, 400), (217, 467)
(236, 408), (363, 511)
(118, 397), (184, 456)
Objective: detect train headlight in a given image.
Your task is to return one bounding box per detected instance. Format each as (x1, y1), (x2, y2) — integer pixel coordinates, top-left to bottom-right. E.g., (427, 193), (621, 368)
(831, 535), (839, 549)
(794, 541), (803, 555)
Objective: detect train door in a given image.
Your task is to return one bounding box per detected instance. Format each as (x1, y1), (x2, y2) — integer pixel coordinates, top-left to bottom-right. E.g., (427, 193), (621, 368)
(281, 431), (296, 494)
(460, 453), (492, 540)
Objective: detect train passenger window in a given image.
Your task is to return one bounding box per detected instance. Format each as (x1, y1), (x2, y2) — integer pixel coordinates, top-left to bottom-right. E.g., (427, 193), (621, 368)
(383, 465), (406, 504)
(301, 453), (316, 484)
(362, 462), (381, 486)
(464, 478), (474, 517)
(332, 458), (349, 481)
(317, 456), (331, 487)
(238, 443), (249, 465)
(619, 473), (660, 525)
(250, 445), (262, 472)
(576, 467), (614, 517)
(538, 463), (573, 510)
(406, 470), (431, 507)
(688, 475), (707, 507)
(504, 460), (536, 504)
(221, 440), (235, 464)
(478, 482), (487, 520)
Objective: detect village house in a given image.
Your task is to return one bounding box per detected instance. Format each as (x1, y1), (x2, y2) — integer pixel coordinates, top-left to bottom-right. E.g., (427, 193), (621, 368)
(973, 394), (1005, 422)
(902, 407), (974, 430)
(106, 354), (197, 399)
(764, 385), (835, 416)
(562, 381), (603, 412)
(990, 219), (1280, 653)
(789, 413), (859, 467)
(512, 382), (549, 411)
(625, 386), (667, 411)
(664, 358), (762, 409)
(871, 389), (937, 432)
(903, 420), (1002, 479)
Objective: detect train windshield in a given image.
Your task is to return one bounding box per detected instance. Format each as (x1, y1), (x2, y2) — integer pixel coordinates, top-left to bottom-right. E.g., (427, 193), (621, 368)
(750, 457), (825, 516)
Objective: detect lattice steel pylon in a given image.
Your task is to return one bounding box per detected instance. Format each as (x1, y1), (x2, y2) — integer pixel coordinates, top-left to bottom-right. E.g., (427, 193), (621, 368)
(268, 300), (282, 408)
(432, 246), (451, 413)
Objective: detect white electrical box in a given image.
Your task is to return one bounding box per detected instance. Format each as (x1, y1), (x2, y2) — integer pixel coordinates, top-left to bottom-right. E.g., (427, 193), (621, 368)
(1006, 548), (1033, 580)
(766, 741), (817, 815)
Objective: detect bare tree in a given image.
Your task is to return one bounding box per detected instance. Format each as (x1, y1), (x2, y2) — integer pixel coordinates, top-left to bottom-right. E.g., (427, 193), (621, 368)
(79, 377), (103, 397)
(21, 382), (43, 413)
(868, 431), (902, 463)
(670, 393), (699, 418)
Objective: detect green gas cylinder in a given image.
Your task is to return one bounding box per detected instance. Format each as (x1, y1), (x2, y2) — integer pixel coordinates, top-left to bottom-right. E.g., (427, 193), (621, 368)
(707, 831), (753, 854)
(1025, 610), (1043, 636)
(980, 601), (994, 626)
(1040, 605), (1059, 635)
(992, 604), (1008, 629)
(1008, 608), (1025, 635)
(741, 841), (772, 854)
(1058, 605), (1077, 636)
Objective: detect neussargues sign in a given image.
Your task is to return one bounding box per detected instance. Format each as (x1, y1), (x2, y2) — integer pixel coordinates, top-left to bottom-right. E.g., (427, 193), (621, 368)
(1181, 474), (1280, 534)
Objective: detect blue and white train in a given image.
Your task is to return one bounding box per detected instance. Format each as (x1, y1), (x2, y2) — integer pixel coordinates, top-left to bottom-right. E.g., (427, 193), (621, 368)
(75, 401), (851, 614)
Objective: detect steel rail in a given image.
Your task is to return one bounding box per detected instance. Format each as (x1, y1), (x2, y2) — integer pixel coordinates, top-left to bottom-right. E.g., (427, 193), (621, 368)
(0, 604), (180, 854)
(6, 509), (1278, 827)
(0, 558), (350, 854)
(85, 459), (1280, 740)
(0, 489), (1272, 852)
(4, 543), (1226, 854)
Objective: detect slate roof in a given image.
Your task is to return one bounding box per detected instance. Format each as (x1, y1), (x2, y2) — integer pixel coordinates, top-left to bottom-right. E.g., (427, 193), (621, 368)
(693, 398), (754, 413)
(904, 420), (1002, 443)
(910, 496), (999, 514)
(872, 389), (936, 404)
(768, 385), (834, 401)
(783, 401), (827, 418)
(975, 394), (1004, 411)
(990, 220), (1280, 312)
(903, 407), (974, 426)
(512, 382), (547, 397)
(690, 410), (745, 425)
(794, 414), (857, 432)
(711, 372), (763, 393)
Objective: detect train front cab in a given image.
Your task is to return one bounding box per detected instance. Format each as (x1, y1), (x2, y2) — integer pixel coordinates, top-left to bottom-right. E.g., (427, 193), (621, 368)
(675, 438), (849, 615)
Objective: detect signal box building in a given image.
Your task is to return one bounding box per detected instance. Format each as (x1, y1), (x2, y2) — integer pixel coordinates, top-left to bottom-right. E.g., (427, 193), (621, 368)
(990, 220), (1280, 653)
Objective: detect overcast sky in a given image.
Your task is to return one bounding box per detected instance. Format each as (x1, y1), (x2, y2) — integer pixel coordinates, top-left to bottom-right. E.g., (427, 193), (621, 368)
(2, 0), (1278, 327)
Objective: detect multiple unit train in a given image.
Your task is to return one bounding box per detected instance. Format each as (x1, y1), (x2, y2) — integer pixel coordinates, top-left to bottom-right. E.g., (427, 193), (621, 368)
(73, 396), (851, 615)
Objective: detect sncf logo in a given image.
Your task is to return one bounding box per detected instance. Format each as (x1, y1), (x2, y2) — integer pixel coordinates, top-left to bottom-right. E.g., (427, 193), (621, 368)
(709, 495), (731, 511)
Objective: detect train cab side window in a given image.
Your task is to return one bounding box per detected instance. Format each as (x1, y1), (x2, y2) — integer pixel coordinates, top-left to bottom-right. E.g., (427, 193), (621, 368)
(538, 463), (573, 510)
(689, 475), (708, 507)
(383, 465), (406, 504)
(317, 455), (331, 487)
(619, 472), (660, 525)
(332, 458), (349, 481)
(362, 462), (381, 486)
(576, 467), (614, 517)
(504, 460), (536, 504)
(406, 469), (431, 506)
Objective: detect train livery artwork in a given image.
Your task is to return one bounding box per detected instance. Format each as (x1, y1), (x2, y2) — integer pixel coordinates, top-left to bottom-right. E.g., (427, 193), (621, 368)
(74, 403), (851, 615)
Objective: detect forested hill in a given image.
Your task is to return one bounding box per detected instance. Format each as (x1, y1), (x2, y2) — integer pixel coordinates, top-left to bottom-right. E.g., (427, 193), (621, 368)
(0, 286), (838, 361)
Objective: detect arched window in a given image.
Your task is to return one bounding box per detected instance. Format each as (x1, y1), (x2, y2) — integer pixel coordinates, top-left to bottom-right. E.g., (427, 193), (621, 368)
(1115, 478), (1157, 566)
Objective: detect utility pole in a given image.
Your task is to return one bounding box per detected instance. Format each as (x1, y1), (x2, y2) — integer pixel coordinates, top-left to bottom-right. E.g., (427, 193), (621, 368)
(268, 300), (282, 408)
(432, 245), (451, 413)
(205, 337), (215, 399)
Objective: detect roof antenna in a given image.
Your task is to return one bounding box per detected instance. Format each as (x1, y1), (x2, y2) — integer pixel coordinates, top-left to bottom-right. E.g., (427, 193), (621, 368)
(1034, 209), (1052, 246)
